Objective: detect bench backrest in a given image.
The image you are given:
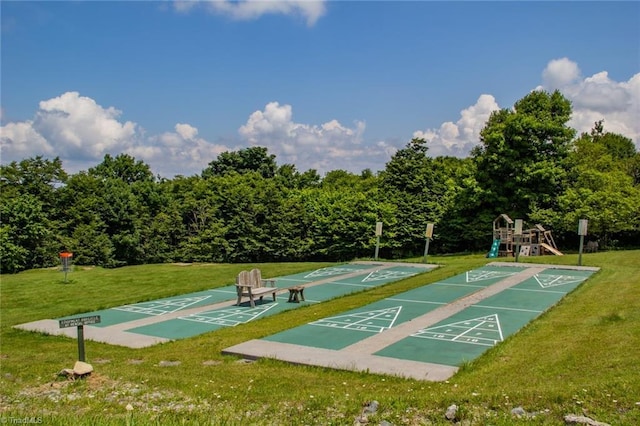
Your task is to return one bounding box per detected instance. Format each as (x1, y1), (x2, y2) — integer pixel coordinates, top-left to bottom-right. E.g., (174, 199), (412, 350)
(236, 269), (266, 288)
(249, 268), (262, 287)
(236, 270), (252, 287)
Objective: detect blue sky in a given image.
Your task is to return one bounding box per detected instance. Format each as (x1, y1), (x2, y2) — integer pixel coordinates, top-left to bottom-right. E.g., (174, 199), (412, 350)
(2, 1), (639, 178)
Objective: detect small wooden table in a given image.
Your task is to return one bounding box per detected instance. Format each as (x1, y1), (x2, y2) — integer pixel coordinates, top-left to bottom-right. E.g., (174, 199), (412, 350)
(287, 286), (305, 303)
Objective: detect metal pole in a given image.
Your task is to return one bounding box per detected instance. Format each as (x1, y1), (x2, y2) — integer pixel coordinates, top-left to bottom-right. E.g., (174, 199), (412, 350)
(77, 325), (86, 362)
(578, 234), (584, 266)
(374, 236), (380, 260)
(423, 238), (430, 263)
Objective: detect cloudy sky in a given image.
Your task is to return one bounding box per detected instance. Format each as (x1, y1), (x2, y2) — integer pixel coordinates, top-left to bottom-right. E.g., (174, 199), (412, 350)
(1, 1), (639, 178)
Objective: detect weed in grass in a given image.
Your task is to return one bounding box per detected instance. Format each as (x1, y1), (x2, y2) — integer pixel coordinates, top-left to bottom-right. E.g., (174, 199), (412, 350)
(598, 312), (624, 324)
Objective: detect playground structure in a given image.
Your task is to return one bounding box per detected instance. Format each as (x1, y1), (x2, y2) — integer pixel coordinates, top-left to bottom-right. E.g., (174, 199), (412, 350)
(489, 214), (563, 257)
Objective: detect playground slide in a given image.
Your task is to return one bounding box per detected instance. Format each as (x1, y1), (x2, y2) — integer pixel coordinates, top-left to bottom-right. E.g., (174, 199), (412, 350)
(487, 239), (500, 258)
(540, 243), (563, 256)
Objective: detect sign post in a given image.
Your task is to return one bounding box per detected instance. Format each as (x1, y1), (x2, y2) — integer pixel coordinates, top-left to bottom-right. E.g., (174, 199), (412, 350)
(374, 222), (383, 260)
(423, 223), (434, 263)
(514, 219), (523, 263)
(578, 219), (588, 266)
(59, 315), (101, 362)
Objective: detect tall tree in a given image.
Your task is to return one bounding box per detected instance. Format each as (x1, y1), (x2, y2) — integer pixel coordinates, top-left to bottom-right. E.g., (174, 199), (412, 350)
(89, 153), (154, 184)
(380, 138), (456, 257)
(201, 146), (277, 179)
(473, 90), (575, 219)
(531, 122), (640, 247)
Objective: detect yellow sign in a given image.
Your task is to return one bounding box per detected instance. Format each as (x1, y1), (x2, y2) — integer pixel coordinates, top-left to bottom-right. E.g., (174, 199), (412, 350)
(425, 223), (434, 238)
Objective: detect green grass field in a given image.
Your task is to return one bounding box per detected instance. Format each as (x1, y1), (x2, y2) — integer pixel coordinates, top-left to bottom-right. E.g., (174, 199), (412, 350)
(1, 252), (639, 425)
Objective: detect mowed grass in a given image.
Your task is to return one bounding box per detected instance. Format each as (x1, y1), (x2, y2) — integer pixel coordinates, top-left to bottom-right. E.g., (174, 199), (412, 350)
(1, 252), (639, 425)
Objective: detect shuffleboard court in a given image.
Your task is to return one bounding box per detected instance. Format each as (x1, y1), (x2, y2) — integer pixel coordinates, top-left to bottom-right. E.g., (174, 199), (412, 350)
(223, 263), (598, 381)
(54, 264), (378, 328)
(58, 287), (239, 327)
(127, 264), (431, 340)
(373, 268), (595, 367)
(272, 264), (380, 287)
(262, 268), (492, 350)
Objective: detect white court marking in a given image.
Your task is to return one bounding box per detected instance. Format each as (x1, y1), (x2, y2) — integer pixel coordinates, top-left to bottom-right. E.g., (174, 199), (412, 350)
(113, 296), (212, 316)
(534, 274), (587, 288)
(304, 266), (364, 279)
(310, 306), (403, 333)
(361, 270), (416, 282)
(411, 314), (504, 347)
(466, 270), (517, 283)
(178, 303), (277, 327)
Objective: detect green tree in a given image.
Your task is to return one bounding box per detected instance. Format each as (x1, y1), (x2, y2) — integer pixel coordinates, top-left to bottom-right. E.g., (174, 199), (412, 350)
(532, 123), (640, 248)
(201, 146), (277, 179)
(380, 138), (457, 257)
(0, 194), (57, 272)
(0, 156), (67, 210)
(88, 153), (154, 184)
(473, 90), (575, 219)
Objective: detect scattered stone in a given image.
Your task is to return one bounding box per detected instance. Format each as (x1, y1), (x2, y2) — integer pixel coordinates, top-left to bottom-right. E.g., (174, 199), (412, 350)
(379, 421), (393, 426)
(235, 358), (255, 364)
(158, 360), (181, 367)
(127, 359), (144, 365)
(56, 361), (93, 380)
(353, 414), (368, 425)
(93, 358), (111, 364)
(57, 368), (75, 378)
(445, 404), (458, 421)
(564, 414), (611, 426)
(202, 360), (222, 366)
(73, 361), (93, 376)
(363, 400), (379, 414)
(511, 406), (527, 417)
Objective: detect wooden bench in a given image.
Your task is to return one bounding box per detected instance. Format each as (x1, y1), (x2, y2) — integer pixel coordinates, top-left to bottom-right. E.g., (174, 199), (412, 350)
(235, 268), (277, 308)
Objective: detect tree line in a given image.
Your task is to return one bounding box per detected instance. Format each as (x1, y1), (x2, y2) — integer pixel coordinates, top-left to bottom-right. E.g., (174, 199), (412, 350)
(2, 90), (639, 273)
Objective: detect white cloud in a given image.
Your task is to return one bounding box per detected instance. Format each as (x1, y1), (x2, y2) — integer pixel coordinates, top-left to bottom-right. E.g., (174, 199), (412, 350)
(175, 123), (199, 141)
(2, 58), (636, 179)
(0, 92), (231, 177)
(1, 92), (138, 163)
(413, 58), (639, 158)
(0, 120), (54, 158)
(412, 94), (501, 157)
(173, 0), (327, 26)
(142, 124), (231, 176)
(538, 58), (640, 148)
(542, 57), (581, 90)
(239, 101), (381, 174)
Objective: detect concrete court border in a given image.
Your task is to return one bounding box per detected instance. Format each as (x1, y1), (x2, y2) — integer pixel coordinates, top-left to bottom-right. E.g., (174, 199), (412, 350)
(222, 262), (599, 382)
(13, 262), (434, 348)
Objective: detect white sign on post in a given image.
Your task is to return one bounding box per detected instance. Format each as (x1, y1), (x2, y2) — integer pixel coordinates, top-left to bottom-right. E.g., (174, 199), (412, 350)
(375, 221), (383, 236)
(514, 219), (523, 235)
(578, 219), (588, 236)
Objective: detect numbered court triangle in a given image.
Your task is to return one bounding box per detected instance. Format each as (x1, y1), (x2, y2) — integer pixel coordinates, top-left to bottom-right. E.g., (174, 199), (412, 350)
(466, 270), (516, 283)
(304, 266), (361, 279)
(178, 303), (277, 327)
(534, 274), (587, 288)
(113, 296), (211, 316)
(362, 270), (414, 282)
(310, 306), (403, 333)
(411, 314), (504, 347)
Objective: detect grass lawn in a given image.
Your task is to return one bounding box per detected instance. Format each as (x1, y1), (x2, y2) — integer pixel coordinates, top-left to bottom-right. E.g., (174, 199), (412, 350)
(1, 252), (639, 425)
